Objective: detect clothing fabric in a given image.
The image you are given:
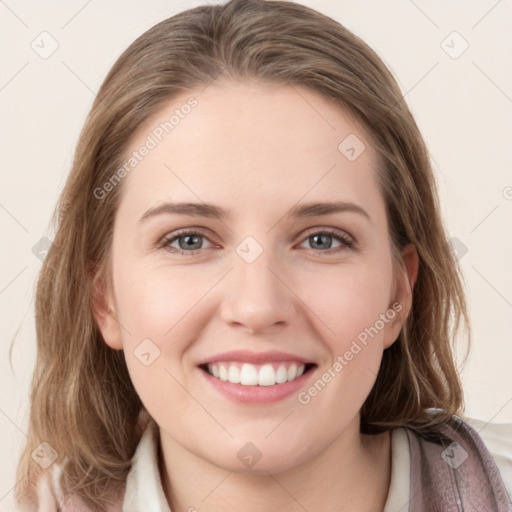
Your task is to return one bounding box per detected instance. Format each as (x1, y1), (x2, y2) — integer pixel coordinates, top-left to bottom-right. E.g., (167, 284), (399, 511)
(122, 416), (512, 512)
(36, 416), (512, 511)
(405, 416), (511, 511)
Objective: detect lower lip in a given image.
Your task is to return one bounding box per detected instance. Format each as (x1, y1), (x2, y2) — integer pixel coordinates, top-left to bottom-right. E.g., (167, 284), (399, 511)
(199, 366), (316, 404)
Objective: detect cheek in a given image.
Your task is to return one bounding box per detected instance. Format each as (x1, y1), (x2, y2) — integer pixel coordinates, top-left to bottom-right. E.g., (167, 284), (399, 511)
(299, 260), (395, 348)
(114, 261), (209, 343)
(113, 263), (213, 420)
(279, 263), (396, 438)
(296, 261), (395, 403)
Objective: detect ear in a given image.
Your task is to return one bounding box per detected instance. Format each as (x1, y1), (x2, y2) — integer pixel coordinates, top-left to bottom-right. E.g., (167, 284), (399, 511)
(90, 266), (123, 350)
(383, 244), (419, 349)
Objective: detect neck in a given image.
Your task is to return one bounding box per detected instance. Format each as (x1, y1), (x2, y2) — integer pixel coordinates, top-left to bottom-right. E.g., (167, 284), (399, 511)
(158, 421), (392, 512)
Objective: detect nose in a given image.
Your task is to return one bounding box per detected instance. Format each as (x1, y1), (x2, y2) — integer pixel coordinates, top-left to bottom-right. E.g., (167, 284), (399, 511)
(220, 245), (297, 335)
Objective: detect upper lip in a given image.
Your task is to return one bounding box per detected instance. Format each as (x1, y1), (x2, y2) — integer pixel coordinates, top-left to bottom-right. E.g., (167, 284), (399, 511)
(197, 350), (315, 366)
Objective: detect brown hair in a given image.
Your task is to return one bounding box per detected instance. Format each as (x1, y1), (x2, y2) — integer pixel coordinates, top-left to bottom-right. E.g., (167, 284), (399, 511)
(15, 0), (470, 509)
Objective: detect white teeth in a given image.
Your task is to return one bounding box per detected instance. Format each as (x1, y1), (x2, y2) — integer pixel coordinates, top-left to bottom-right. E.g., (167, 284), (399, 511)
(228, 365), (241, 384)
(287, 363), (298, 381)
(275, 365), (288, 384)
(258, 364), (275, 386)
(240, 363), (259, 385)
(205, 362), (307, 386)
(218, 364), (228, 381)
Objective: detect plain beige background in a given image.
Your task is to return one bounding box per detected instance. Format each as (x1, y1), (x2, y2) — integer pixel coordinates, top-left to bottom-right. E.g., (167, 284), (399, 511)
(1, 0), (511, 508)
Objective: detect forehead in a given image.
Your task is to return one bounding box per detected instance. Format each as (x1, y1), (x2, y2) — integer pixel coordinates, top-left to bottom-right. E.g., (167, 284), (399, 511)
(117, 80), (382, 221)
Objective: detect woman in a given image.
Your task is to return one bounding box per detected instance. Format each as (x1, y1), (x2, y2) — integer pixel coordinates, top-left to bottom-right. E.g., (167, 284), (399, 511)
(16, 0), (512, 510)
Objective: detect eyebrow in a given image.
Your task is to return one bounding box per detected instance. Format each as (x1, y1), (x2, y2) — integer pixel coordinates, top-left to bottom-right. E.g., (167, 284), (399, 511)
(139, 200), (371, 223)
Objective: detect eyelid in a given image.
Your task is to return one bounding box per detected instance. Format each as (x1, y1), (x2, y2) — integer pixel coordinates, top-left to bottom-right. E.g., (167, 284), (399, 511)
(300, 226), (355, 244)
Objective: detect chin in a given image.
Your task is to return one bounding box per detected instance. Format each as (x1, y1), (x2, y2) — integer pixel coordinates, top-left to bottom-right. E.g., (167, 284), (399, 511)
(205, 438), (311, 475)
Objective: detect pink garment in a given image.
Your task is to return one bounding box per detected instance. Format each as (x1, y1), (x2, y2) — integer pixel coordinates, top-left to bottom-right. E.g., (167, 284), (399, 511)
(406, 414), (511, 511)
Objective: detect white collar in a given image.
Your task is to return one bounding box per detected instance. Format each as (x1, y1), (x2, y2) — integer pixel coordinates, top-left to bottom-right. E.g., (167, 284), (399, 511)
(123, 420), (171, 512)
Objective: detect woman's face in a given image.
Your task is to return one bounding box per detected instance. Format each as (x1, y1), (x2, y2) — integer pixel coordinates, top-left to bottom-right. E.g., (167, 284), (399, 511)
(94, 80), (415, 473)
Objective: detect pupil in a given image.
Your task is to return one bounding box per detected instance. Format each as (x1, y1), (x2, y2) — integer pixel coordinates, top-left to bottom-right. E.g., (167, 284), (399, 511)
(313, 234), (331, 249)
(181, 235), (201, 250)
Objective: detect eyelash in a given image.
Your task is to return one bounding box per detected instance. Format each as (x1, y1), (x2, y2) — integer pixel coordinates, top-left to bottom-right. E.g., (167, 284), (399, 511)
(157, 228), (356, 256)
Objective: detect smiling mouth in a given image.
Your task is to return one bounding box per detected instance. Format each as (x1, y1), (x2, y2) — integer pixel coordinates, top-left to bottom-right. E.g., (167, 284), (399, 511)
(199, 361), (317, 386)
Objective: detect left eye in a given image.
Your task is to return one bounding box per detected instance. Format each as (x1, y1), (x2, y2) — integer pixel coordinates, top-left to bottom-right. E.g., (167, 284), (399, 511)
(299, 230), (353, 252)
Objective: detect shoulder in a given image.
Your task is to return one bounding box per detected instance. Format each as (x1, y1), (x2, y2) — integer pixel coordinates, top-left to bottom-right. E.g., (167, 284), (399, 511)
(464, 416), (512, 502)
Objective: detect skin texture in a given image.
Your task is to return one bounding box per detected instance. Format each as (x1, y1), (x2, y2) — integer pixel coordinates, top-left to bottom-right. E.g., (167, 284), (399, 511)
(93, 80), (418, 512)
